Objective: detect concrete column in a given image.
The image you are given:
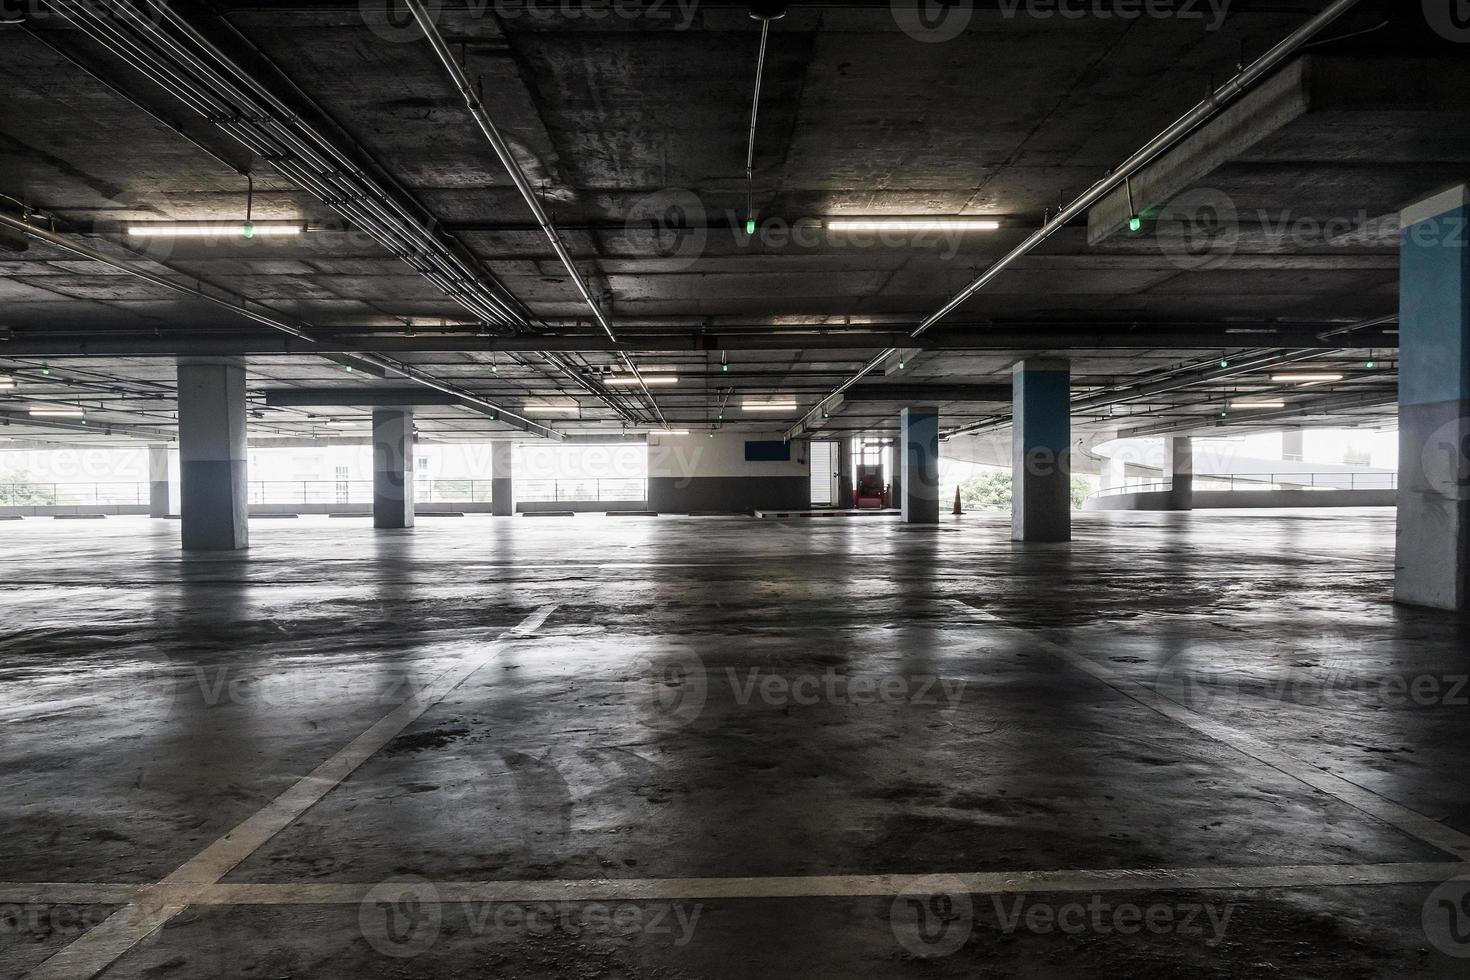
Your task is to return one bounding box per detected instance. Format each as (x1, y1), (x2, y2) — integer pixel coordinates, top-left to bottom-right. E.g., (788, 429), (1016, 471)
(1012, 358), (1071, 542)
(900, 406), (940, 524)
(1164, 436), (1194, 511)
(836, 437), (854, 509)
(372, 409), (414, 529)
(889, 441), (903, 507)
(1396, 185), (1470, 610)
(148, 443), (172, 518)
(491, 440), (515, 516)
(177, 357), (248, 550)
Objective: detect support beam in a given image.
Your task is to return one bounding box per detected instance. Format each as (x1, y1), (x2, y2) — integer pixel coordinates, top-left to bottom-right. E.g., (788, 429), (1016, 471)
(1395, 185), (1470, 611)
(491, 440), (515, 517)
(177, 357), (248, 551)
(372, 410), (415, 530)
(1165, 436), (1194, 512)
(1013, 359), (1071, 542)
(900, 407), (940, 525)
(148, 443), (172, 519)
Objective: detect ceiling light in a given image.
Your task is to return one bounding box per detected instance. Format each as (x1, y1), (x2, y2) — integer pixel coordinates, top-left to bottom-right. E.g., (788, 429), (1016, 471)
(1270, 373), (1344, 383)
(0, 376), (14, 390)
(1128, 216), (1144, 233)
(29, 406), (85, 417)
(743, 400), (797, 411)
(606, 376), (679, 386)
(1230, 400), (1286, 410)
(650, 429), (690, 436)
(126, 222), (305, 238)
(827, 218), (1000, 233)
(528, 405), (581, 415)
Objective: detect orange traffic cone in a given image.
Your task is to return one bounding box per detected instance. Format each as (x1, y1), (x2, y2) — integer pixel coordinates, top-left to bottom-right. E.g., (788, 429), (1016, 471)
(953, 487), (963, 515)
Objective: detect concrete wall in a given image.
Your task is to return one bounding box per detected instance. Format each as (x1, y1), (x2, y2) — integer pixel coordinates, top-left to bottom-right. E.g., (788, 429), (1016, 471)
(1085, 489), (1397, 511)
(647, 432), (810, 513)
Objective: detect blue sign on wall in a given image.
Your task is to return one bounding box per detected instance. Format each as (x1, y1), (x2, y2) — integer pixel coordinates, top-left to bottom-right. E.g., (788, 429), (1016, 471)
(745, 440), (791, 462)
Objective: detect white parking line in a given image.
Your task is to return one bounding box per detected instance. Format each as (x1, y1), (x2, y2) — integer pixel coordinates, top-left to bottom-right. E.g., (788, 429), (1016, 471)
(2, 861), (1463, 911)
(23, 604), (559, 980)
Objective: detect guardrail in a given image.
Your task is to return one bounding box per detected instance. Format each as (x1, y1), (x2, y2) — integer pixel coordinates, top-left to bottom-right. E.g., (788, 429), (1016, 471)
(1, 479), (650, 507)
(0, 482), (148, 506)
(1087, 472), (1398, 503)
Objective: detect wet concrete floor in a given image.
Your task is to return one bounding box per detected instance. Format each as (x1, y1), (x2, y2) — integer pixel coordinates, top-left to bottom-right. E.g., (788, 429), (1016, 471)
(3, 509), (1470, 978)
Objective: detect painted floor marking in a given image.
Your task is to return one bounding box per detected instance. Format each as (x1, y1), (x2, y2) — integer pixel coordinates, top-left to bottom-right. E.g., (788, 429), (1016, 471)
(2, 861), (1464, 909)
(23, 605), (558, 980)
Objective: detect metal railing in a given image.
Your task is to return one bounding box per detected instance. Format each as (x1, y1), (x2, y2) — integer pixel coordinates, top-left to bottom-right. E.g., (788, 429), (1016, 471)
(1, 479), (649, 507)
(1088, 472), (1398, 503)
(1195, 472), (1397, 492)
(516, 479), (646, 503)
(0, 482), (148, 506)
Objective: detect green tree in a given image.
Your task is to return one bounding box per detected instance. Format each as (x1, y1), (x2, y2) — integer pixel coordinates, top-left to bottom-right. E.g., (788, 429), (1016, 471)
(0, 470), (56, 505)
(956, 471), (1097, 512)
(958, 471), (1011, 511)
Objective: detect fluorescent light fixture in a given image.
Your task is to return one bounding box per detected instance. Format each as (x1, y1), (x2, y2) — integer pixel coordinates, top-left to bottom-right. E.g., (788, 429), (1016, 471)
(827, 218), (1000, 232)
(127, 222), (305, 238)
(0, 376), (14, 390)
(743, 400), (798, 412)
(1270, 373), (1344, 383)
(1230, 400), (1287, 410)
(29, 405), (85, 417)
(527, 405), (581, 415)
(650, 429), (690, 436)
(606, 376), (679, 386)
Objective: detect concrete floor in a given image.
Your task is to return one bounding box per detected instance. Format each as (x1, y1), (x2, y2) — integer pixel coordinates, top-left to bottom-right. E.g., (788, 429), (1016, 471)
(3, 509), (1470, 978)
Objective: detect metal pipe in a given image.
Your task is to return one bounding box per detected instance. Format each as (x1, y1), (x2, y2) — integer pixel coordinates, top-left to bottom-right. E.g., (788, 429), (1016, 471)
(788, 0), (1364, 438)
(745, 19), (771, 221)
(402, 0), (666, 427)
(0, 212), (561, 440)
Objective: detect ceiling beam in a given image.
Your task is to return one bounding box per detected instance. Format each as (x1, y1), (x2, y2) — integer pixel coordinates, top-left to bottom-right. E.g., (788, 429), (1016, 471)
(0, 327), (1401, 357)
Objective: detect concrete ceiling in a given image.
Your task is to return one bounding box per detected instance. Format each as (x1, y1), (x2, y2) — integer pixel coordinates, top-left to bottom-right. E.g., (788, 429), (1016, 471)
(0, 0), (1453, 445)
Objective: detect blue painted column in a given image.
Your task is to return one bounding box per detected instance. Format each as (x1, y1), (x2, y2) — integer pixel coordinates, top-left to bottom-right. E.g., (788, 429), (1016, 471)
(1012, 358), (1071, 542)
(900, 406), (939, 524)
(372, 409), (414, 529)
(177, 357), (248, 550)
(1396, 185), (1470, 610)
